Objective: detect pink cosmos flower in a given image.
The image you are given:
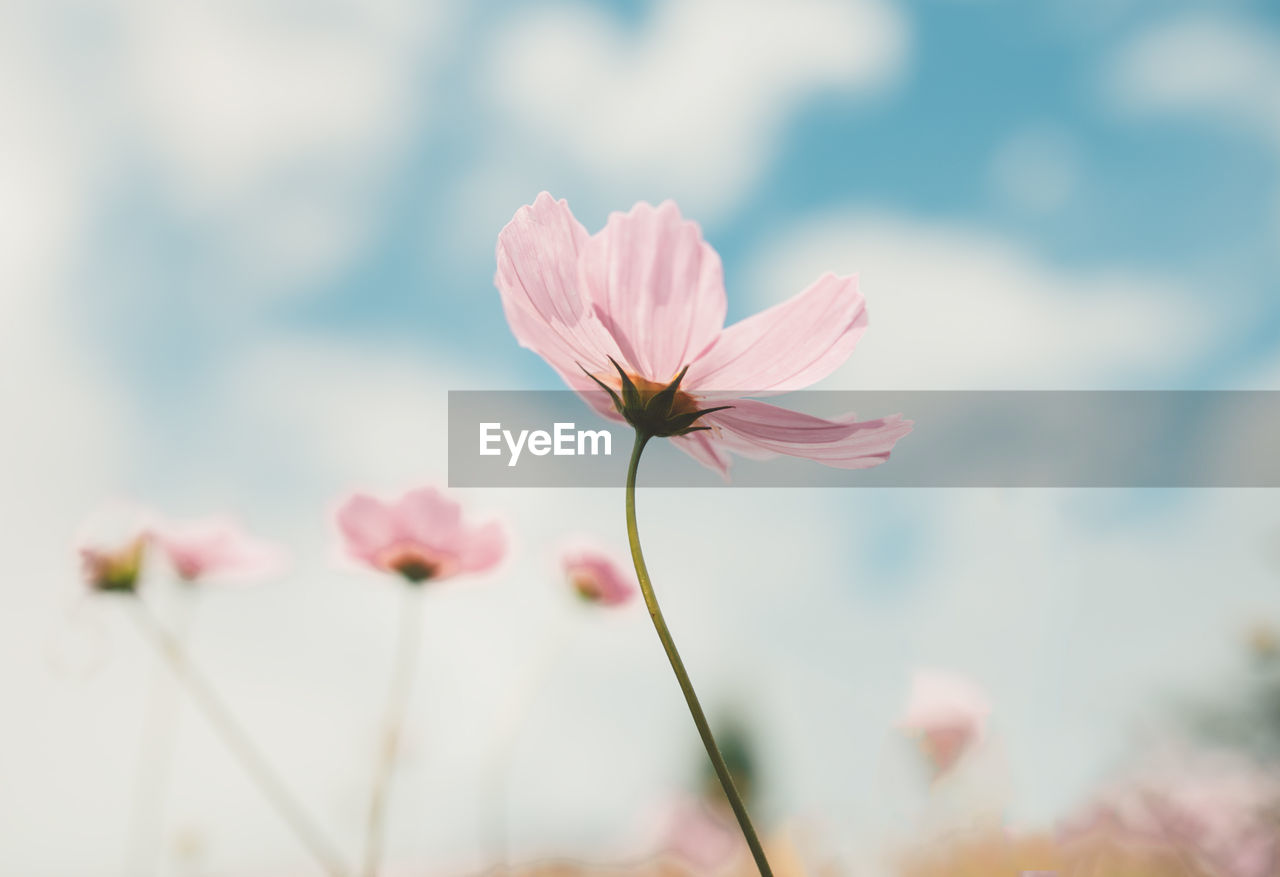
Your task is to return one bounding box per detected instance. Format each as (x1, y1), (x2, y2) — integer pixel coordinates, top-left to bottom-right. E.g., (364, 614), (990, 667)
(562, 546), (637, 606)
(151, 517), (282, 583)
(336, 487), (505, 583)
(494, 193), (912, 476)
(898, 670), (991, 778)
(76, 503), (155, 593)
(79, 535), (147, 593)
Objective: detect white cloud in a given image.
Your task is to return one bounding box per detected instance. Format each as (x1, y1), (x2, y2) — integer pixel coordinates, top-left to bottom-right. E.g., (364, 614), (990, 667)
(1111, 15), (1280, 248)
(96, 0), (449, 290)
(749, 212), (1210, 389)
(1111, 15), (1280, 138)
(119, 0), (437, 207)
(488, 0), (908, 217)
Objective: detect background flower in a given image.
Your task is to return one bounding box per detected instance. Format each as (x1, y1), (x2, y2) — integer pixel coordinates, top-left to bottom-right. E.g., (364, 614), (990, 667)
(898, 670), (992, 778)
(337, 487), (505, 583)
(151, 517), (283, 583)
(562, 547), (637, 607)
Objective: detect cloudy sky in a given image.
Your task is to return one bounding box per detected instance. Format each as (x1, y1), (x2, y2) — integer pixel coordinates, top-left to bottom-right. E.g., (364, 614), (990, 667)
(4, 0), (1280, 874)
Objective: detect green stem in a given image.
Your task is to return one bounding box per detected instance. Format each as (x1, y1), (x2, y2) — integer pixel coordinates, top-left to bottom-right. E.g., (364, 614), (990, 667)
(624, 431), (774, 877)
(362, 585), (425, 877)
(126, 597), (349, 877)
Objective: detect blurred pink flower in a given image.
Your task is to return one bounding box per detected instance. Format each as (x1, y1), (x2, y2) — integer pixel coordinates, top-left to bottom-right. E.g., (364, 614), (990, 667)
(899, 670), (991, 778)
(1061, 746), (1280, 877)
(336, 487), (505, 583)
(494, 193), (911, 476)
(659, 795), (742, 872)
(151, 518), (282, 583)
(79, 535), (147, 593)
(562, 547), (637, 606)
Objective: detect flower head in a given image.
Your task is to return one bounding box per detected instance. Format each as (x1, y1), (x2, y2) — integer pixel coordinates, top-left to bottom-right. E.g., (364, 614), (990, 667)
(899, 670), (991, 778)
(151, 517), (282, 584)
(79, 535), (147, 593)
(495, 194), (912, 476)
(562, 547), (637, 606)
(336, 487), (505, 584)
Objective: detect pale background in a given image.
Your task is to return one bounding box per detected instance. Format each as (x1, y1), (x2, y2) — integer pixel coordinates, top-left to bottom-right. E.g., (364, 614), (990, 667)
(3, 0), (1280, 873)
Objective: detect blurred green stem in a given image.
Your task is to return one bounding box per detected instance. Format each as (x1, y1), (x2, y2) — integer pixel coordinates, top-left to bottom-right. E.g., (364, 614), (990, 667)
(127, 597), (349, 877)
(362, 585), (425, 877)
(624, 431), (774, 877)
(123, 587), (196, 877)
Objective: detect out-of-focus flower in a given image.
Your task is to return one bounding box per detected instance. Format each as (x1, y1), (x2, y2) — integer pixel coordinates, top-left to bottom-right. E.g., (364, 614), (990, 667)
(657, 795), (742, 873)
(79, 535), (147, 593)
(1060, 746), (1280, 877)
(494, 193), (911, 477)
(562, 547), (637, 606)
(898, 670), (991, 778)
(336, 487), (505, 584)
(151, 517), (282, 584)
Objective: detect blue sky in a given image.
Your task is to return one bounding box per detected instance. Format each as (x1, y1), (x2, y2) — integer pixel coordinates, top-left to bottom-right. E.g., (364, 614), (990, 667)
(73, 0), (1280, 401)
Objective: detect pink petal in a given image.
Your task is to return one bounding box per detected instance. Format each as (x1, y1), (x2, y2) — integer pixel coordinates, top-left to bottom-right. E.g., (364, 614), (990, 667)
(495, 193), (622, 385)
(458, 520), (505, 574)
(706, 399), (912, 469)
(562, 548), (637, 606)
(152, 517), (281, 583)
(336, 494), (398, 563)
(580, 200), (726, 382)
(395, 487), (462, 551)
(686, 273), (866, 395)
(671, 430), (733, 478)
(898, 670), (990, 777)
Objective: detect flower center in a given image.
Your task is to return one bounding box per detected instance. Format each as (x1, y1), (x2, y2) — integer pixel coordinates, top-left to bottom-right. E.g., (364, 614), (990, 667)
(627, 374), (702, 416)
(82, 538), (146, 593)
(568, 569), (602, 602)
(377, 545), (443, 583)
(582, 358), (730, 438)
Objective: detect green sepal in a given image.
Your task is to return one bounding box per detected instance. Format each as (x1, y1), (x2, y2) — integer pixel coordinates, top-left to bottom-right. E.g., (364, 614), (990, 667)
(579, 363), (624, 414)
(609, 357), (642, 412)
(643, 364), (690, 422)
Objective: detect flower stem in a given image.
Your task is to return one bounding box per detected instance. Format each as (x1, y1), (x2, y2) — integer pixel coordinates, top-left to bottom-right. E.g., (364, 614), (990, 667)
(624, 431), (774, 877)
(362, 585), (425, 877)
(123, 588), (196, 877)
(125, 596), (349, 877)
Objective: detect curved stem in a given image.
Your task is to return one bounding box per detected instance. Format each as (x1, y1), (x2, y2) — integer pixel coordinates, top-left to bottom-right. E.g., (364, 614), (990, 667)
(624, 431), (774, 877)
(362, 585), (425, 877)
(126, 597), (349, 877)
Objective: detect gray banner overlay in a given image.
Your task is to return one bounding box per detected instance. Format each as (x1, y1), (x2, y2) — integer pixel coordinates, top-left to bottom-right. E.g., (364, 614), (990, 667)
(448, 391), (1280, 487)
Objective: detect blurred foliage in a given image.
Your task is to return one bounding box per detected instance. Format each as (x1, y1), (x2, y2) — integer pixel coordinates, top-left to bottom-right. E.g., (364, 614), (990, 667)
(700, 716), (758, 812)
(1179, 625), (1280, 758)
